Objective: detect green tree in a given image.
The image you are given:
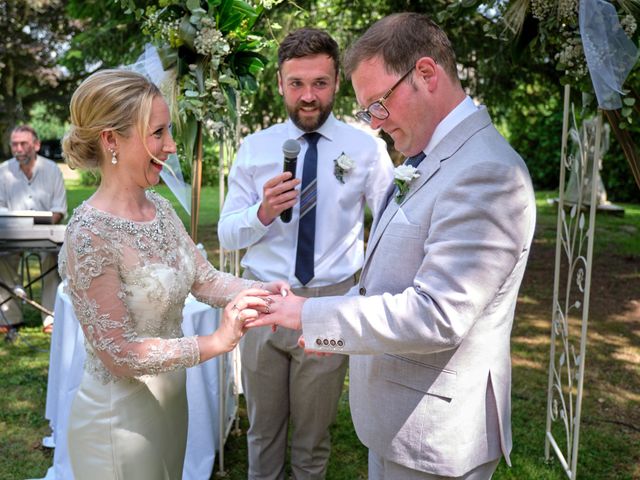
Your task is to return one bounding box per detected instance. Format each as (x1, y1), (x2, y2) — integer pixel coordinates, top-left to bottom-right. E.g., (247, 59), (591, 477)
(0, 0), (78, 158)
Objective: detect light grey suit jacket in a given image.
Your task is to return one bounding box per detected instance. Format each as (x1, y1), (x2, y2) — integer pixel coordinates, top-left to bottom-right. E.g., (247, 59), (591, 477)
(301, 107), (536, 476)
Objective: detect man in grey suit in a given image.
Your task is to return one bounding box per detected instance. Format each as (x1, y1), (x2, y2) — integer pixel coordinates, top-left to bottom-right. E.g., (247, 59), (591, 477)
(248, 12), (536, 480)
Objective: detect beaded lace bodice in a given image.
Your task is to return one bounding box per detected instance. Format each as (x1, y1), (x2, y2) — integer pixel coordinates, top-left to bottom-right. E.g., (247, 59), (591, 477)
(59, 191), (252, 384)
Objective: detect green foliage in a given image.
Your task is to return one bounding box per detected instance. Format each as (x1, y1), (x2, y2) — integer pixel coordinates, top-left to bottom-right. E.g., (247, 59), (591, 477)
(8, 0), (640, 192)
(117, 0), (276, 164)
(29, 103), (69, 142)
(0, 0), (79, 158)
(62, 0), (147, 73)
(496, 79), (564, 191)
(1, 186), (639, 479)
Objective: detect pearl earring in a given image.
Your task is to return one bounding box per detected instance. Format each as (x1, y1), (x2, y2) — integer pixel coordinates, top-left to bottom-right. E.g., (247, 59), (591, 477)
(110, 148), (118, 165)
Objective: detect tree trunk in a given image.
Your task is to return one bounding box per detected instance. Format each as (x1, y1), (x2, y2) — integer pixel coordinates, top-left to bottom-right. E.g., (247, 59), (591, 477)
(603, 109), (640, 192)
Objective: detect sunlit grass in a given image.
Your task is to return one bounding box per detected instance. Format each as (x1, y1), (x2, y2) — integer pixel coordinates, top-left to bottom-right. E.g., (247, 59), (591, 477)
(1, 184), (637, 479)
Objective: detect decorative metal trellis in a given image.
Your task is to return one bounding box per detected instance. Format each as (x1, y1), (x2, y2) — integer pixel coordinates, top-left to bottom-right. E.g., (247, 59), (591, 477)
(544, 84), (604, 479)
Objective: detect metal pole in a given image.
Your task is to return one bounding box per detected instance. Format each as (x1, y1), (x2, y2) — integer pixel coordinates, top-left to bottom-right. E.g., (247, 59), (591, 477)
(190, 122), (203, 243)
(569, 110), (602, 478)
(545, 83), (571, 462)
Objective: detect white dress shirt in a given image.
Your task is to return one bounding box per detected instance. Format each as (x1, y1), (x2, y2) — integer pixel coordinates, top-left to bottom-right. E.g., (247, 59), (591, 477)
(218, 114), (393, 288)
(422, 96), (478, 157)
(0, 155), (67, 215)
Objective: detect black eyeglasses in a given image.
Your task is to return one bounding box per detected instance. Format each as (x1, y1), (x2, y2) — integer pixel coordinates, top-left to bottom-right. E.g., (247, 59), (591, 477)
(355, 67), (415, 124)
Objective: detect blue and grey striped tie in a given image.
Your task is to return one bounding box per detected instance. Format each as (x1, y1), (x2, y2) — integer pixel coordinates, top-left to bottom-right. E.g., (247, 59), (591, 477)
(295, 132), (321, 285)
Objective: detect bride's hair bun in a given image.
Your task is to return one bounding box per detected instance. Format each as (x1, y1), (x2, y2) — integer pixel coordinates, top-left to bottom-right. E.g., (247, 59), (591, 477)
(62, 125), (101, 170)
(61, 69), (161, 171)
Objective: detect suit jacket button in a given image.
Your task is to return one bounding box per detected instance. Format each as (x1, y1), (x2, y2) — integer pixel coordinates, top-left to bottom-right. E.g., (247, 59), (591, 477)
(359, 287), (366, 295)
(337, 340), (344, 347)
(330, 339), (336, 346)
(315, 338), (322, 346)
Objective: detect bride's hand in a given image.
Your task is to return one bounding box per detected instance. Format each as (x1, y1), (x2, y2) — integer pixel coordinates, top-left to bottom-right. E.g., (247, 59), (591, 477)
(243, 291), (305, 331)
(214, 288), (271, 352)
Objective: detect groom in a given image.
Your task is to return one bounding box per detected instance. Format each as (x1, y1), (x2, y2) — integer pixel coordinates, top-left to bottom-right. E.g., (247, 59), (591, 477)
(252, 13), (537, 480)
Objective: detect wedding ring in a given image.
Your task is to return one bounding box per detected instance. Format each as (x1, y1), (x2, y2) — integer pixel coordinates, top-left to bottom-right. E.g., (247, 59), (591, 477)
(265, 303), (271, 314)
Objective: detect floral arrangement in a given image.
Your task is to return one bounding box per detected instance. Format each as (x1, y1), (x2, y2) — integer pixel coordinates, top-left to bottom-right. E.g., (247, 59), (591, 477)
(393, 164), (421, 204)
(503, 0), (637, 89)
(333, 152), (354, 183)
(117, 0), (281, 147)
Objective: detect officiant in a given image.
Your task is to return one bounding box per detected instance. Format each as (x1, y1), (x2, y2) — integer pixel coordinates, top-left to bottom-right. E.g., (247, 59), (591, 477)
(218, 28), (393, 479)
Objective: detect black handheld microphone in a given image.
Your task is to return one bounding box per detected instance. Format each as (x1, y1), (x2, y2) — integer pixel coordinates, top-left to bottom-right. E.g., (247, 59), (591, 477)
(280, 139), (301, 223)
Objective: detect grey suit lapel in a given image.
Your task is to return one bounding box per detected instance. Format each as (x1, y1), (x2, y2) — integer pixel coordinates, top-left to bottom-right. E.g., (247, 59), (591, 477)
(362, 107), (493, 279)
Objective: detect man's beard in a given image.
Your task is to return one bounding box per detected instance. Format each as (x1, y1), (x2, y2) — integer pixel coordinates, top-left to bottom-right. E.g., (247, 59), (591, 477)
(288, 99), (334, 132)
(15, 154), (33, 165)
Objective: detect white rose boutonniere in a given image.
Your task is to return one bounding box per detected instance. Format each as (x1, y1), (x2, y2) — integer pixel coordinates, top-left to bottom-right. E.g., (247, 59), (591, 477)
(333, 152), (355, 184)
(393, 164), (421, 203)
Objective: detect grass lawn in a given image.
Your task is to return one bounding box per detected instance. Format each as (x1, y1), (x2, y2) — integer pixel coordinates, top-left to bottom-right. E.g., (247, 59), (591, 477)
(1, 183), (638, 479)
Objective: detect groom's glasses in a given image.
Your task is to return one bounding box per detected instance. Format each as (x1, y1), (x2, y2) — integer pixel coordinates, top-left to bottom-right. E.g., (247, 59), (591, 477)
(355, 67), (415, 125)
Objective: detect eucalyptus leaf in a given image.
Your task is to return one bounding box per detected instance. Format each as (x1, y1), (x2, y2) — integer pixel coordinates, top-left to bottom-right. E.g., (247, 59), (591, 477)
(180, 116), (199, 162)
(186, 0), (201, 12)
(157, 45), (178, 70)
(194, 60), (206, 91)
(178, 16), (197, 49)
(190, 13), (205, 24)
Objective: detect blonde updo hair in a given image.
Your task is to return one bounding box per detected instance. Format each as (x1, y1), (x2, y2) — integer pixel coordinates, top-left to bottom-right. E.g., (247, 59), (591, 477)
(62, 69), (162, 170)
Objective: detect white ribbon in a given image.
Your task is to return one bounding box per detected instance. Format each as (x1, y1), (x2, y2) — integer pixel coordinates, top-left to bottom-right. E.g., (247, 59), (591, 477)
(579, 0), (639, 110)
(125, 44), (192, 214)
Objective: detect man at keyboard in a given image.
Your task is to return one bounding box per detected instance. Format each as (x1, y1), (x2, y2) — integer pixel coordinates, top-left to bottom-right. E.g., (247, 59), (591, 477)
(0, 125), (67, 334)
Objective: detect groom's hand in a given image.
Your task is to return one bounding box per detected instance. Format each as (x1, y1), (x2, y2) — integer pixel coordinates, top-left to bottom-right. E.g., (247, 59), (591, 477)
(244, 290), (305, 330)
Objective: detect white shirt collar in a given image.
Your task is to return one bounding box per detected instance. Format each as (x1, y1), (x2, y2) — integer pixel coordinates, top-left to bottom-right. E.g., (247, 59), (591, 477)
(286, 113), (337, 144)
(423, 96), (477, 156)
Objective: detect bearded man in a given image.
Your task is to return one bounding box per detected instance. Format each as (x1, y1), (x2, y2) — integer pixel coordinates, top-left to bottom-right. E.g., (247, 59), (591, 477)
(0, 125), (67, 334)
(218, 28), (393, 480)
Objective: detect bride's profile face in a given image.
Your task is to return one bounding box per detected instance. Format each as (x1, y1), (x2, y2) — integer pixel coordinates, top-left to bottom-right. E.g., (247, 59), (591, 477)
(118, 96), (176, 188)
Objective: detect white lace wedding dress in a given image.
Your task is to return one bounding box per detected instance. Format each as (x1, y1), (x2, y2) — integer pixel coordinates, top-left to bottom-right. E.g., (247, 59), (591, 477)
(59, 191), (253, 480)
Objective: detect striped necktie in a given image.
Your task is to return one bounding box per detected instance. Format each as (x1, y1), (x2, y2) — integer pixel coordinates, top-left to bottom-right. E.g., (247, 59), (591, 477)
(294, 132), (321, 285)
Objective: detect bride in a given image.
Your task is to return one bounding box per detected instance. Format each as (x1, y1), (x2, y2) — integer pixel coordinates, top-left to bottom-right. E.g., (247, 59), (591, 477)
(59, 69), (285, 479)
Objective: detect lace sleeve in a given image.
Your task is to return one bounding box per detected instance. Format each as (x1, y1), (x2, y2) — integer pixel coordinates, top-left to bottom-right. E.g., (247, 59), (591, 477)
(163, 207), (256, 306)
(189, 245), (256, 307)
(63, 226), (200, 379)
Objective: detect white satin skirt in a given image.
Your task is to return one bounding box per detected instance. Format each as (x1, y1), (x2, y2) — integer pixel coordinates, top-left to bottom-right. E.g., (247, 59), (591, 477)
(68, 369), (188, 480)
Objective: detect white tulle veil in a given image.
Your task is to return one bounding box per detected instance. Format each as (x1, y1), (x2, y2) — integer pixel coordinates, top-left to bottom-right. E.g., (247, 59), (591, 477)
(579, 0), (639, 110)
(124, 44), (192, 214)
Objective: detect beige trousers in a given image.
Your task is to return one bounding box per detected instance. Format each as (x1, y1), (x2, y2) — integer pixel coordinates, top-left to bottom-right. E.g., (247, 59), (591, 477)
(241, 273), (355, 480)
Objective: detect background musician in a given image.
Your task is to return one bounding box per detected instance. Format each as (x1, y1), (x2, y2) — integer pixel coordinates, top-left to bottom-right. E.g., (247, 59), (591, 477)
(0, 125), (67, 334)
